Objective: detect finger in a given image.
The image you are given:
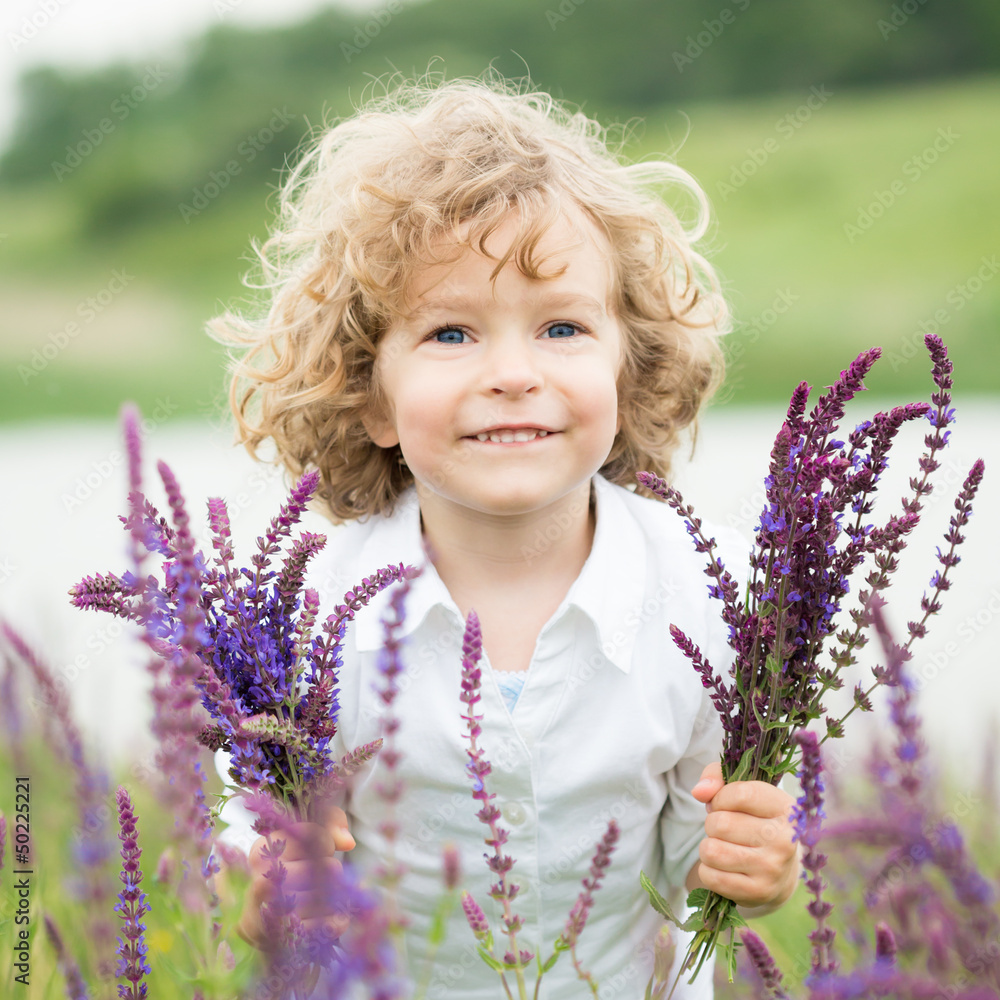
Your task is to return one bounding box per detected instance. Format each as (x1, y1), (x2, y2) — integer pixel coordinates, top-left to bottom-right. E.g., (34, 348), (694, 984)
(300, 914), (350, 938)
(280, 856), (344, 892)
(690, 760), (724, 803)
(707, 781), (794, 818)
(699, 835), (759, 876)
(704, 809), (795, 849)
(312, 802), (356, 851)
(695, 862), (764, 907)
(279, 823), (342, 862)
(328, 811), (356, 852)
(283, 891), (352, 922)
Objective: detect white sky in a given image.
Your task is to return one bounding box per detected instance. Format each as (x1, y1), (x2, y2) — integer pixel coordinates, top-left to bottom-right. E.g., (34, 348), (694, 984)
(0, 0), (384, 153)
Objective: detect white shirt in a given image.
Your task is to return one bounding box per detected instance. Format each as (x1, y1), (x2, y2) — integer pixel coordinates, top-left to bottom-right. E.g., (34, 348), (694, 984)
(215, 472), (749, 999)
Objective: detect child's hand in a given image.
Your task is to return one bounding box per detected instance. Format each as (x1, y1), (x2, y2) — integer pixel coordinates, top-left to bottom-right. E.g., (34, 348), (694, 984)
(236, 806), (357, 950)
(686, 762), (800, 914)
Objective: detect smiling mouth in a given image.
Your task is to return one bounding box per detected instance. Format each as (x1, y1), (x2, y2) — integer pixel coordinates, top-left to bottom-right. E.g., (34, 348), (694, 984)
(466, 429), (556, 444)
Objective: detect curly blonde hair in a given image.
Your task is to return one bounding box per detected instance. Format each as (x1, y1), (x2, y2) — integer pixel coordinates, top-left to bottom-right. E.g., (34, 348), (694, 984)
(209, 66), (731, 524)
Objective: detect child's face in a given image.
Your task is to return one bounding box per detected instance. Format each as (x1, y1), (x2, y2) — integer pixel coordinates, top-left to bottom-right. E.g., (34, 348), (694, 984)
(364, 201), (624, 520)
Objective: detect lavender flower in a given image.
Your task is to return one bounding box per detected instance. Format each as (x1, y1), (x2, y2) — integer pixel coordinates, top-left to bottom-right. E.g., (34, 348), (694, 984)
(823, 607), (1000, 995)
(371, 563), (423, 934)
(792, 730), (836, 978)
(636, 335), (984, 985)
(873, 922), (896, 963)
(558, 820), (620, 950)
(70, 405), (413, 838)
(462, 891), (490, 939)
(739, 929), (789, 999)
(0, 652), (25, 774)
(244, 790), (401, 1000)
(43, 912), (91, 1000)
(442, 842), (461, 892)
(114, 787), (151, 1000)
(557, 820), (619, 992)
(0, 622), (117, 979)
(458, 608), (529, 988)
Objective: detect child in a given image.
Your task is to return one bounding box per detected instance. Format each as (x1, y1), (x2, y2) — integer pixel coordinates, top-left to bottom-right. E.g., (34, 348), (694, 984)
(210, 69), (799, 998)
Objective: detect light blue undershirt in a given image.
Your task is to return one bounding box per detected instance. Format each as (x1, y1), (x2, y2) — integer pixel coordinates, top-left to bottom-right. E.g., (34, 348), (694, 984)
(493, 668), (528, 713)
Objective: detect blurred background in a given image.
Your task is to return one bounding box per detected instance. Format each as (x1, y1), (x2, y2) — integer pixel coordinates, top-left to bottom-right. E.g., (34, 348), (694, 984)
(0, 0), (997, 772)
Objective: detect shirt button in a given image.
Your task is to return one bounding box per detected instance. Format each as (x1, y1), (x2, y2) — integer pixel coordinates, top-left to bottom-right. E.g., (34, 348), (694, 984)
(502, 802), (527, 826)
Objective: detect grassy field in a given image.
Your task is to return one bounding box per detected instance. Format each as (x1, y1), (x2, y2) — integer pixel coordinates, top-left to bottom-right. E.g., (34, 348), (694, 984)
(0, 73), (997, 423)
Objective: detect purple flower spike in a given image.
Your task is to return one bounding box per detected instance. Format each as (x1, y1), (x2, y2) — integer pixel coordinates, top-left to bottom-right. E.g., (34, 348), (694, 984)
(559, 819), (619, 949)
(114, 786), (151, 1000)
(740, 928), (790, 999)
(459, 610), (525, 953)
(121, 403), (143, 497)
(874, 922), (896, 963)
(462, 890), (490, 939)
(371, 565), (422, 932)
(924, 332), (954, 393)
(2, 622), (117, 975)
(43, 913), (91, 1000)
(792, 730), (836, 977)
(443, 841), (461, 891)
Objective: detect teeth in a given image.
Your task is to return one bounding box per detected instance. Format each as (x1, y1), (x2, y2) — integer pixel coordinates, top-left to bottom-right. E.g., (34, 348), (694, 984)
(474, 429), (550, 443)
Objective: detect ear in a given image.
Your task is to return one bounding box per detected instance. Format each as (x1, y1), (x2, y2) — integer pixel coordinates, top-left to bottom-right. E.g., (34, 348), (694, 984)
(361, 407), (400, 449)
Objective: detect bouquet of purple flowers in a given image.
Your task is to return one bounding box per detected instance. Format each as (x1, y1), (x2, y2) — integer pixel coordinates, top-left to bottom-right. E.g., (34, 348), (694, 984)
(635, 334), (985, 989)
(68, 406), (414, 994)
(70, 413), (411, 822)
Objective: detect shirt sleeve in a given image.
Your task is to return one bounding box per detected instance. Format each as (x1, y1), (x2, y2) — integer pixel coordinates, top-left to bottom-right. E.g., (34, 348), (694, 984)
(658, 690), (724, 897)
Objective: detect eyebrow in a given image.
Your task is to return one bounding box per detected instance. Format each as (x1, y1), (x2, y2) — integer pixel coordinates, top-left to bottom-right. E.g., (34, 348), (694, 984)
(409, 292), (608, 320)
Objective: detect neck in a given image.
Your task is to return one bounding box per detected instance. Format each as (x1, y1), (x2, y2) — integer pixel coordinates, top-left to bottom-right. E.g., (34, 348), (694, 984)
(416, 479), (596, 595)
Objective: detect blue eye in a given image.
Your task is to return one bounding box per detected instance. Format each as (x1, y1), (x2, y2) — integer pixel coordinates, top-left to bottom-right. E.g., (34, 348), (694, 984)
(543, 323), (582, 339)
(428, 326), (468, 344)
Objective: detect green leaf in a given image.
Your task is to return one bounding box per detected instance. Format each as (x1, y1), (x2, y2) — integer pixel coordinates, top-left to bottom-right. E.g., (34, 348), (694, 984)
(726, 746), (756, 784)
(540, 950), (560, 974)
(640, 870), (682, 924)
(764, 653), (781, 674)
(685, 888), (710, 910)
(477, 947), (505, 973)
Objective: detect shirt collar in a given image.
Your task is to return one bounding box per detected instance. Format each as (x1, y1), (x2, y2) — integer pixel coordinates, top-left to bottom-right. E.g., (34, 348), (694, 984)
(352, 474), (648, 674)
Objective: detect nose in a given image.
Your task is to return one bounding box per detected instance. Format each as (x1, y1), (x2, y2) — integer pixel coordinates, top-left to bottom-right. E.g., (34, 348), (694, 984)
(485, 334), (543, 397)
